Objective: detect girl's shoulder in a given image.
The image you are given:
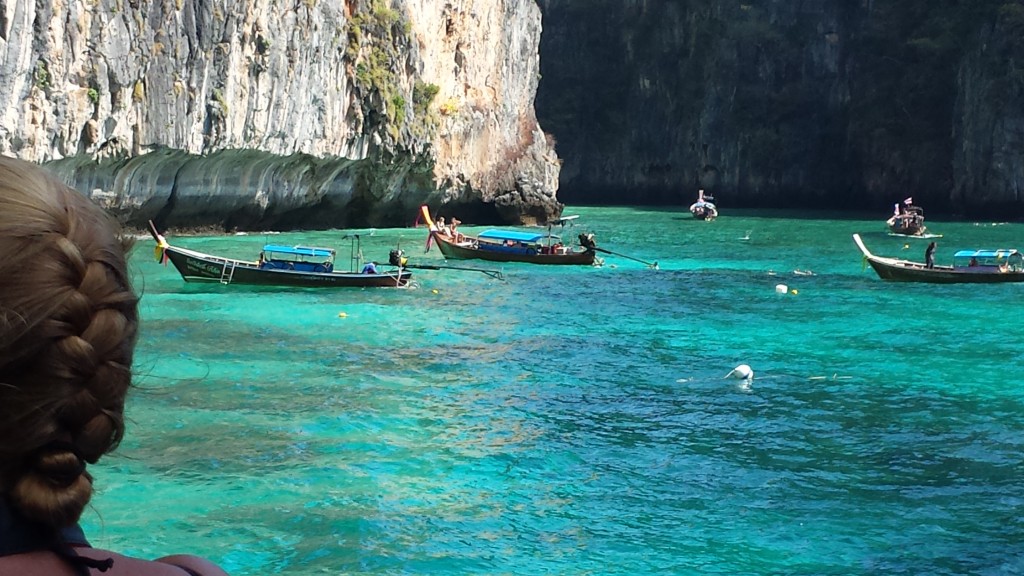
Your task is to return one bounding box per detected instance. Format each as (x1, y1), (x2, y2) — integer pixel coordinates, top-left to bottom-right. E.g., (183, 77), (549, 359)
(76, 549), (229, 576)
(0, 550), (226, 576)
(155, 553), (230, 576)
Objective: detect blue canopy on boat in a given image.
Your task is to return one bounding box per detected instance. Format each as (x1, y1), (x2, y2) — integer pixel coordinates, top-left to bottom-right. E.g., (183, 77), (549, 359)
(478, 230), (546, 243)
(953, 249), (1020, 259)
(952, 248), (1023, 271)
(263, 244), (336, 258)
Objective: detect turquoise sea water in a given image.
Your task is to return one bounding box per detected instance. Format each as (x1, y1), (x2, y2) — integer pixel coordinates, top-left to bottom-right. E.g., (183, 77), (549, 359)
(81, 207), (1024, 575)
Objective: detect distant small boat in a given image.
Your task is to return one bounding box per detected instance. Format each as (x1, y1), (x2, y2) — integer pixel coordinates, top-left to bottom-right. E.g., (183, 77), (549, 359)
(149, 221), (411, 287)
(419, 205), (598, 265)
(886, 198), (926, 236)
(853, 233), (1024, 283)
(689, 189), (718, 221)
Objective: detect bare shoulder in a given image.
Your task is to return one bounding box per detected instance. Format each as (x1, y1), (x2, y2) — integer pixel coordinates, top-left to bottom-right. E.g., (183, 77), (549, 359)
(76, 549), (229, 575)
(156, 554), (230, 576)
(0, 549), (227, 576)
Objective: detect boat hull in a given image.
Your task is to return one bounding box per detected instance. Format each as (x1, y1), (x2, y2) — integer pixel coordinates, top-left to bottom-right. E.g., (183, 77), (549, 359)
(163, 245), (410, 287)
(887, 223), (926, 236)
(865, 258), (1024, 283)
(853, 234), (1024, 284)
(886, 212), (926, 236)
(691, 208), (717, 221)
(433, 233), (596, 265)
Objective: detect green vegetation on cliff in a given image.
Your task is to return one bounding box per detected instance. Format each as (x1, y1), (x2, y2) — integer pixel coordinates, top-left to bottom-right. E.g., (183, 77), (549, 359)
(348, 0), (437, 142)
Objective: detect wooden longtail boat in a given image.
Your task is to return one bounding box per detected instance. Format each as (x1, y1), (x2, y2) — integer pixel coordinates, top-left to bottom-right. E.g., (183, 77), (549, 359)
(886, 198), (926, 236)
(419, 206), (598, 265)
(148, 221), (411, 288)
(853, 233), (1024, 284)
(689, 189), (718, 221)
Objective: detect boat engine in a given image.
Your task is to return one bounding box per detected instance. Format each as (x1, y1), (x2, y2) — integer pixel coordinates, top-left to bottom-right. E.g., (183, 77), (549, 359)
(578, 233), (597, 251)
(389, 249), (408, 267)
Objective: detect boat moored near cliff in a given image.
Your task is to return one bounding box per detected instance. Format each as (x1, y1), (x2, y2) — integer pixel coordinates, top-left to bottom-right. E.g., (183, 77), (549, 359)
(689, 189), (718, 221)
(149, 222), (411, 287)
(853, 233), (1024, 283)
(419, 206), (598, 265)
(886, 197), (926, 236)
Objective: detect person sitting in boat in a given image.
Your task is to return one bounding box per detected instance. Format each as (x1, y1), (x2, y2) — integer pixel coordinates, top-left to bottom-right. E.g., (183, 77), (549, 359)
(434, 216), (447, 235)
(450, 218), (465, 243)
(361, 261), (378, 274)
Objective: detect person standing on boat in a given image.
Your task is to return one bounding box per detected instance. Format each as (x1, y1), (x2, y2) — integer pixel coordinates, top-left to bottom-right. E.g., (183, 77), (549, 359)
(925, 241), (937, 268)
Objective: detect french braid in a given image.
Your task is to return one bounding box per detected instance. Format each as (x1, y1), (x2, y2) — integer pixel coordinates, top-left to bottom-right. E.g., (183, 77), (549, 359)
(0, 156), (138, 528)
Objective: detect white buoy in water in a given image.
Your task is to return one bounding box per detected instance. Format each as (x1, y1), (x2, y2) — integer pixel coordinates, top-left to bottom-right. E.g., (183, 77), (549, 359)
(725, 364), (754, 381)
(775, 284), (788, 294)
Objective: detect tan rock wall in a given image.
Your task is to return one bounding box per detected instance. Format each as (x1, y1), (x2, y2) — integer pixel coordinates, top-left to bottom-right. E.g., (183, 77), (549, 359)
(0, 0), (560, 228)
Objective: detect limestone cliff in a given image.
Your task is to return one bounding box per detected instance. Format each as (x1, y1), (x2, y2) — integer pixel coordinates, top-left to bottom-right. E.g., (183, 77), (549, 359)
(953, 5), (1024, 214)
(536, 1), (1024, 217)
(0, 0), (560, 229)
(536, 0), (858, 208)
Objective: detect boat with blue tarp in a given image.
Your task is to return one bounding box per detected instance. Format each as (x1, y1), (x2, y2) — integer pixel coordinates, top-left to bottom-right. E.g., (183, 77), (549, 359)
(853, 233), (1024, 283)
(419, 205), (598, 265)
(149, 221), (411, 287)
(260, 244), (337, 273)
(953, 249), (1024, 270)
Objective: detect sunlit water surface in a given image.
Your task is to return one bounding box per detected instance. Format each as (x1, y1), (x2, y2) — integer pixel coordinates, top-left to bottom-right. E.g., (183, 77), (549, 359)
(83, 208), (1024, 575)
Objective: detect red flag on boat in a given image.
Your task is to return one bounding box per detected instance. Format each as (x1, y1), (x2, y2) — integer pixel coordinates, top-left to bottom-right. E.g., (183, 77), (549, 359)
(903, 197), (913, 205)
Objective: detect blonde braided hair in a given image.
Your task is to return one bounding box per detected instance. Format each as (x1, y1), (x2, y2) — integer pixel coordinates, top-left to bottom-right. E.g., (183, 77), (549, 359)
(0, 156), (138, 528)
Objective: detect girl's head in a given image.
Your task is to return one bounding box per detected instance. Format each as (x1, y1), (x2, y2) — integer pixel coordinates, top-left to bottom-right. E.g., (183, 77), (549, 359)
(0, 156), (138, 527)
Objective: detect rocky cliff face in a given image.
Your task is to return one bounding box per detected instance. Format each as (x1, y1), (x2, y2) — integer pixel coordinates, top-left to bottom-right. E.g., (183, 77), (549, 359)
(0, 0), (560, 229)
(953, 5), (1024, 214)
(536, 0), (1024, 217)
(536, 0), (856, 208)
